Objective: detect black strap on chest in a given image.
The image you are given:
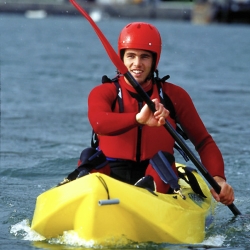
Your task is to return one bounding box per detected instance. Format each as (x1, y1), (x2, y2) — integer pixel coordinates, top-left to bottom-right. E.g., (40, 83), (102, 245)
(154, 76), (189, 161)
(154, 76), (188, 139)
(154, 75), (175, 120)
(102, 75), (124, 112)
(91, 75), (123, 148)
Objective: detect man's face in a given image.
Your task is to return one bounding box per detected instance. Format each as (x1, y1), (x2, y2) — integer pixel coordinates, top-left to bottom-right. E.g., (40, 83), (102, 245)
(123, 49), (153, 85)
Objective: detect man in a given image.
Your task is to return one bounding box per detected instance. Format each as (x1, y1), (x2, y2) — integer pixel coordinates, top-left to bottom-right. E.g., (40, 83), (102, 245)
(87, 22), (234, 205)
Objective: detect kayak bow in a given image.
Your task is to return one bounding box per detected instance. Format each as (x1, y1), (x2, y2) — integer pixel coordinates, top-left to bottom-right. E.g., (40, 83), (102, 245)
(31, 165), (213, 245)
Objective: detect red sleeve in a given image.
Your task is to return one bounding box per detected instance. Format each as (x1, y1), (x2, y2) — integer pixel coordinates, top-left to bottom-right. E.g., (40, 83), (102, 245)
(88, 83), (138, 135)
(166, 83), (226, 179)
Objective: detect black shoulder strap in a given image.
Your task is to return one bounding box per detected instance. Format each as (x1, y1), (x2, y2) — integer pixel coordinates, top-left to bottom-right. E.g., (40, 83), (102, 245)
(91, 75), (123, 148)
(102, 75), (112, 83)
(155, 76), (189, 161)
(113, 78), (124, 113)
(155, 76), (188, 138)
(155, 76), (176, 120)
(102, 75), (124, 112)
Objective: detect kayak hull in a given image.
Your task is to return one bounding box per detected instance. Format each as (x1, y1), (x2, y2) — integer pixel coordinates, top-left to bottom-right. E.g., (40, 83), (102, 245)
(31, 168), (213, 245)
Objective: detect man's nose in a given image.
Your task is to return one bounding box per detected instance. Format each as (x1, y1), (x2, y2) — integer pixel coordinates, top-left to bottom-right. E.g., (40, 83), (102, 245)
(133, 56), (141, 66)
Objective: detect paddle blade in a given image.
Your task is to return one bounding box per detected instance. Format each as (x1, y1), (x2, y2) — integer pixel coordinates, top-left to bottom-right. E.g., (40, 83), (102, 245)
(70, 0), (127, 74)
(150, 151), (180, 191)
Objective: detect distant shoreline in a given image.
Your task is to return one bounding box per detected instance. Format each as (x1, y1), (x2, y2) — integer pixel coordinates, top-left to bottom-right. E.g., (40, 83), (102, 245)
(0, 1), (193, 21)
(1, 0), (249, 23)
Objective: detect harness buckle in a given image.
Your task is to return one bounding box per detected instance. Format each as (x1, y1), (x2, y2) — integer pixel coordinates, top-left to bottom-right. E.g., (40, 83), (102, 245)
(174, 188), (186, 200)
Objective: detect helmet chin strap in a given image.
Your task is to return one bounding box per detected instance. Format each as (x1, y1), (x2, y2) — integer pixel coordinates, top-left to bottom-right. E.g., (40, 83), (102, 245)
(145, 72), (154, 82)
(147, 53), (157, 81)
(145, 65), (157, 82)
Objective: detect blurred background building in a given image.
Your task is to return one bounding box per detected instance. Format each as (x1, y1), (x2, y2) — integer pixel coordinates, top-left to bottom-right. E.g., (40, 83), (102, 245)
(0, 0), (249, 23)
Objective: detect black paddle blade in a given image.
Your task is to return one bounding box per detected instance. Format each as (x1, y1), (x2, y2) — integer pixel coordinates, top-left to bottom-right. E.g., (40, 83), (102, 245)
(150, 151), (180, 191)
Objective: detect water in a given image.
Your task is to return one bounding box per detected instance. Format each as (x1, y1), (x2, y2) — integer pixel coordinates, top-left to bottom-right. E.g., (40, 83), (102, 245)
(1, 13), (250, 250)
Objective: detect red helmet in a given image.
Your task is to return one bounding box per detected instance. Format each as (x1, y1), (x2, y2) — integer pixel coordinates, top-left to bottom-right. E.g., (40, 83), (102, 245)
(118, 22), (162, 70)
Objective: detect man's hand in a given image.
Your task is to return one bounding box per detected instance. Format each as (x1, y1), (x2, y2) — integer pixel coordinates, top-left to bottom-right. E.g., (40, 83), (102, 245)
(210, 176), (235, 205)
(136, 98), (169, 127)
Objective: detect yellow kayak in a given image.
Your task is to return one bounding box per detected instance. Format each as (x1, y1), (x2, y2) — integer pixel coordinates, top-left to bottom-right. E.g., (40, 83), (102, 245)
(31, 165), (213, 246)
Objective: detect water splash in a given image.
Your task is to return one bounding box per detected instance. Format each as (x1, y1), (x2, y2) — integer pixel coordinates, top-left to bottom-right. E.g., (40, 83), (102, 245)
(10, 219), (45, 241)
(48, 231), (95, 248)
(10, 220), (135, 248)
(201, 235), (226, 247)
(13, 219), (250, 249)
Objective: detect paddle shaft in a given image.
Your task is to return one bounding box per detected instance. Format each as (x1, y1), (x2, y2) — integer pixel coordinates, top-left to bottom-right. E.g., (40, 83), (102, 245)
(125, 72), (241, 216)
(70, 0), (241, 216)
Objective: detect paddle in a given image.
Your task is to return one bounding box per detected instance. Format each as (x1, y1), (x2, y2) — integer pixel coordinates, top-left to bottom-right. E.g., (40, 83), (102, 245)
(69, 0), (241, 216)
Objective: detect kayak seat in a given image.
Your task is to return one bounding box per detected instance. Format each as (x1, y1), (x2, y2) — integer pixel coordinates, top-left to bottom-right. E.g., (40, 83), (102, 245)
(134, 175), (157, 195)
